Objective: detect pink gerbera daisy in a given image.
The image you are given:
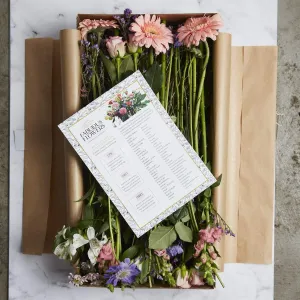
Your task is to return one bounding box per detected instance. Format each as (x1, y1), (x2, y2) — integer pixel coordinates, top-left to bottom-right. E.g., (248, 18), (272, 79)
(177, 14), (223, 47)
(78, 19), (119, 39)
(129, 14), (173, 55)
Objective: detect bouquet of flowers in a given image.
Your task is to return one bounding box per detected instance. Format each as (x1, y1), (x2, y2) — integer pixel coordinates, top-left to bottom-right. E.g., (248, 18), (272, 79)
(54, 9), (234, 291)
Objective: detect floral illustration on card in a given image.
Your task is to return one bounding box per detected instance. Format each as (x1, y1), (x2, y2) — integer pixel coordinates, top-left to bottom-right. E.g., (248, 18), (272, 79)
(105, 90), (150, 126)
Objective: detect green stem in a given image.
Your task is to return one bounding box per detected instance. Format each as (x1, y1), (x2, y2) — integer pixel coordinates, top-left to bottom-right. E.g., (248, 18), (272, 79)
(201, 88), (207, 164)
(174, 48), (180, 129)
(92, 74), (97, 99)
(188, 202), (199, 232)
(194, 41), (210, 154)
(148, 248), (153, 288)
(133, 53), (138, 71)
(165, 48), (174, 112)
(215, 272), (225, 288)
(115, 214), (121, 260)
(161, 53), (166, 107)
(108, 197), (115, 256)
(116, 58), (121, 83)
(188, 56), (194, 146)
(95, 72), (101, 97)
(180, 54), (189, 132)
(192, 58), (197, 109)
(88, 187), (96, 206)
(149, 48), (154, 66)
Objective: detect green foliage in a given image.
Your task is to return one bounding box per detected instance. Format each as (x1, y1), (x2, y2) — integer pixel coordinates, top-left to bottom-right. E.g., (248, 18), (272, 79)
(175, 222), (193, 243)
(120, 56), (134, 80)
(140, 257), (150, 283)
(99, 50), (117, 85)
(144, 61), (163, 94)
(211, 174), (222, 188)
(148, 226), (177, 249)
(120, 245), (141, 261)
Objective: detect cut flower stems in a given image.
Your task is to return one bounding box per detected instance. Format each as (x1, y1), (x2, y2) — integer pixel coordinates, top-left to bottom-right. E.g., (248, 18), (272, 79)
(54, 9), (235, 291)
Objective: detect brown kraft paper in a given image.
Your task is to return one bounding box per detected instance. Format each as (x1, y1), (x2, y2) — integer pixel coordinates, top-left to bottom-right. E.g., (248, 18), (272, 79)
(237, 46), (277, 264)
(23, 39), (53, 254)
(212, 33), (232, 270)
(60, 29), (84, 227)
(223, 47), (243, 263)
(43, 40), (68, 253)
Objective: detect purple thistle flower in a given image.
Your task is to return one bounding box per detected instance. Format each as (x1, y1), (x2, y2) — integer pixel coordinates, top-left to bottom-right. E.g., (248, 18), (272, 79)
(124, 8), (132, 19)
(167, 244), (183, 257)
(104, 258), (140, 287)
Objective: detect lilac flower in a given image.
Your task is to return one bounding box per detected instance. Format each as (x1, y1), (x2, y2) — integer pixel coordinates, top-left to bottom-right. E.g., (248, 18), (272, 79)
(81, 40), (90, 47)
(68, 273), (87, 287)
(104, 258), (140, 287)
(167, 244), (183, 257)
(174, 35), (183, 48)
(81, 53), (88, 65)
(92, 44), (100, 52)
(124, 8), (132, 19)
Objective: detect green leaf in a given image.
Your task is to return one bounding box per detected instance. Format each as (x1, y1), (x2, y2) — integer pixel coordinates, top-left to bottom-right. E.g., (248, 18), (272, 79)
(184, 243), (195, 262)
(123, 226), (133, 244)
(75, 181), (95, 202)
(148, 226), (177, 249)
(77, 219), (94, 230)
(120, 56), (134, 80)
(140, 257), (149, 283)
(211, 174), (222, 188)
(98, 221), (109, 235)
(144, 61), (162, 94)
(83, 205), (94, 221)
(181, 214), (190, 223)
(175, 222), (193, 243)
(204, 188), (211, 198)
(120, 245), (140, 261)
(99, 50), (116, 84)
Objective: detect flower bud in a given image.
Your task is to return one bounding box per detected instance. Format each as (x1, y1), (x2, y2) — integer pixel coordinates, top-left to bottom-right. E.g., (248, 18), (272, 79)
(106, 36), (126, 58)
(127, 34), (138, 54)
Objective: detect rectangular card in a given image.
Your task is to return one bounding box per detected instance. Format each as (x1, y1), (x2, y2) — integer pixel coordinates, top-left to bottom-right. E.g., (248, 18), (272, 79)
(59, 71), (216, 237)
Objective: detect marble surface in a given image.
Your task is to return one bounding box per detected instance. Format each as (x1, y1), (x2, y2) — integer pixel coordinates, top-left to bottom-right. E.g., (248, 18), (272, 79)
(10, 0), (277, 299)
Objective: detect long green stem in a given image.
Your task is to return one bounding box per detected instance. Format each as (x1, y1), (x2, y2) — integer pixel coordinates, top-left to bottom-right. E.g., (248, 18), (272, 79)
(115, 214), (121, 260)
(148, 248), (153, 288)
(95, 72), (101, 96)
(108, 197), (115, 256)
(133, 53), (138, 71)
(192, 58), (197, 109)
(116, 58), (121, 82)
(149, 48), (154, 66)
(188, 202), (199, 232)
(174, 48), (180, 129)
(188, 56), (194, 146)
(92, 74), (97, 99)
(165, 48), (174, 112)
(215, 272), (225, 288)
(200, 88), (207, 164)
(194, 41), (210, 154)
(161, 53), (166, 107)
(180, 54), (189, 132)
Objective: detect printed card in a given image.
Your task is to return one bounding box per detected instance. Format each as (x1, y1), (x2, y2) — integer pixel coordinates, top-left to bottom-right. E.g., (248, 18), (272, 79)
(59, 71), (216, 237)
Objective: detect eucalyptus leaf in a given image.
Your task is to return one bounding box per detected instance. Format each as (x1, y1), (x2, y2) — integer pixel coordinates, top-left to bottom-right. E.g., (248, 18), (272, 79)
(149, 226), (177, 249)
(120, 56), (134, 80)
(99, 50), (116, 84)
(120, 245), (140, 261)
(144, 61), (162, 94)
(174, 222), (193, 243)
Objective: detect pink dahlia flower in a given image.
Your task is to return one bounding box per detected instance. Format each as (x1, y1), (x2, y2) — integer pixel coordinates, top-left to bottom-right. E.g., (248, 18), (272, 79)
(177, 14), (223, 47)
(78, 19), (119, 39)
(129, 14), (173, 55)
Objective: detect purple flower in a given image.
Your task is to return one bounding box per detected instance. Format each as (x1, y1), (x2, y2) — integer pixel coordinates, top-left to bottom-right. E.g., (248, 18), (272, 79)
(92, 44), (99, 52)
(124, 8), (132, 19)
(104, 258), (140, 287)
(167, 244), (183, 257)
(174, 36), (182, 48)
(81, 53), (88, 65)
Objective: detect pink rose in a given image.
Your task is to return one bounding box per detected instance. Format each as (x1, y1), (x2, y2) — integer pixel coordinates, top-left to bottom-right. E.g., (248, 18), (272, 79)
(189, 270), (205, 286)
(98, 242), (114, 261)
(119, 107), (127, 115)
(176, 273), (191, 289)
(112, 102), (120, 109)
(106, 36), (126, 58)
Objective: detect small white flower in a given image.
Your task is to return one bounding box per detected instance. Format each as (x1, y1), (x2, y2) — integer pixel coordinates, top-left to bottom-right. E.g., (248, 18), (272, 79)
(54, 239), (76, 260)
(73, 227), (108, 265)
